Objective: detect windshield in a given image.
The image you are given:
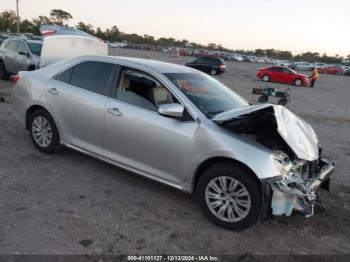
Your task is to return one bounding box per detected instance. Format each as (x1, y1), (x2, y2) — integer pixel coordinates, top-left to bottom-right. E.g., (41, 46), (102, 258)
(28, 42), (42, 56)
(165, 72), (249, 118)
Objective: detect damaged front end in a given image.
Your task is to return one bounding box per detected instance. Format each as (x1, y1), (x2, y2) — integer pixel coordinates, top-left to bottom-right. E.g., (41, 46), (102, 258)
(270, 152), (334, 217)
(213, 104), (335, 218)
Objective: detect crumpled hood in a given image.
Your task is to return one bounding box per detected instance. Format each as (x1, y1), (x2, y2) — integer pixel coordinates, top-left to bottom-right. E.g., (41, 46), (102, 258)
(212, 104), (319, 161)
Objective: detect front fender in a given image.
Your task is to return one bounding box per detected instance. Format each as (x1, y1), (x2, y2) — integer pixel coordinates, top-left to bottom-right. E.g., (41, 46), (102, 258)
(186, 124), (281, 185)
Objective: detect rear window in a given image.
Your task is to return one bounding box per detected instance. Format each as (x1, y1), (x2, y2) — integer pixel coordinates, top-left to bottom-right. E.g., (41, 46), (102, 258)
(28, 42), (42, 56)
(55, 67), (74, 83)
(56, 61), (115, 96)
(208, 58), (224, 64)
(269, 67), (283, 72)
(6, 40), (19, 51)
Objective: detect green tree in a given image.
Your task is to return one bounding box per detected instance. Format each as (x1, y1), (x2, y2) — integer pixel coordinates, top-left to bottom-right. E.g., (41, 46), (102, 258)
(31, 16), (54, 34)
(20, 19), (36, 33)
(50, 9), (73, 25)
(76, 22), (95, 35)
(95, 27), (106, 40)
(107, 26), (121, 41)
(0, 10), (17, 32)
(254, 49), (265, 56)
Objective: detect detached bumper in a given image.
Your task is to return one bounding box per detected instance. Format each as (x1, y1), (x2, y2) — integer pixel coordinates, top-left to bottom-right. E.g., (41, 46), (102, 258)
(269, 158), (335, 218)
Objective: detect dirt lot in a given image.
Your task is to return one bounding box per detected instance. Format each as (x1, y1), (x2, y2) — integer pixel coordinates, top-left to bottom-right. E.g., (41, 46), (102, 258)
(0, 48), (350, 255)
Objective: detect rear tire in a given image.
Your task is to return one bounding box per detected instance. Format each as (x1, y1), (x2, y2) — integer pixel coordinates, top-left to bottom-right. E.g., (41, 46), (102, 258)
(278, 98), (288, 106)
(258, 95), (268, 103)
(28, 109), (61, 154)
(0, 61), (9, 80)
(337, 71), (343, 76)
(196, 162), (262, 230)
(262, 74), (270, 82)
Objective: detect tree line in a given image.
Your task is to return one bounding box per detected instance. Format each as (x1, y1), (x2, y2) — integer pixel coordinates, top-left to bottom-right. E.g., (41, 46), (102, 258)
(1, 9), (349, 64)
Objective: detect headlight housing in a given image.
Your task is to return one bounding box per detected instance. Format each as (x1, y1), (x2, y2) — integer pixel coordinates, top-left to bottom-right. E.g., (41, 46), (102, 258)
(273, 151), (293, 177)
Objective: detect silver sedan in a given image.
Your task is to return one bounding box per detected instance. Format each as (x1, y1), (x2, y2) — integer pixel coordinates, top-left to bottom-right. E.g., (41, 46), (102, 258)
(12, 56), (334, 230)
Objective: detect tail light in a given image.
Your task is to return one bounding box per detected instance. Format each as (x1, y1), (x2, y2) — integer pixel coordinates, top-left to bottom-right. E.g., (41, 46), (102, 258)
(11, 75), (20, 84)
(41, 29), (56, 36)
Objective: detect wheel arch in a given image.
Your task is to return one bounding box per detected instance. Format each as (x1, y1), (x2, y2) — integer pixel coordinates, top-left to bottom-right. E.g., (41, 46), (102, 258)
(25, 105), (50, 129)
(27, 64), (36, 71)
(192, 157), (261, 194)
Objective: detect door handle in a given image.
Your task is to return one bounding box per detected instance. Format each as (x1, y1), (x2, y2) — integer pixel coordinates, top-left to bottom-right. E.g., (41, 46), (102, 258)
(107, 107), (123, 117)
(48, 88), (59, 95)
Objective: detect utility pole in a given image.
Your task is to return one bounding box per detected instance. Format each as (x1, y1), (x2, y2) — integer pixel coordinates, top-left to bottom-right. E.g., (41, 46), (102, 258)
(16, 0), (20, 34)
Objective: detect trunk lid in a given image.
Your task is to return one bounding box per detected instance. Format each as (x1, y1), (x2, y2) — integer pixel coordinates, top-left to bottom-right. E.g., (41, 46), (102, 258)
(39, 25), (108, 68)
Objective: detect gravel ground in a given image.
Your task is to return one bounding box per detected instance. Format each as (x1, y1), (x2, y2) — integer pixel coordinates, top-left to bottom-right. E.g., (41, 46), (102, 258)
(0, 48), (350, 256)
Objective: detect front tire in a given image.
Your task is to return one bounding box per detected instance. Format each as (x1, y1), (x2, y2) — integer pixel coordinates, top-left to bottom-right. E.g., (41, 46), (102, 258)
(196, 163), (262, 230)
(262, 74), (270, 82)
(210, 69), (217, 75)
(29, 109), (61, 154)
(294, 79), (303, 86)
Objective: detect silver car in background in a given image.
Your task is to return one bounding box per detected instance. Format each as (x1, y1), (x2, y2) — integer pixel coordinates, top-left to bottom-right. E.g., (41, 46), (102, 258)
(0, 38), (42, 79)
(12, 54), (335, 230)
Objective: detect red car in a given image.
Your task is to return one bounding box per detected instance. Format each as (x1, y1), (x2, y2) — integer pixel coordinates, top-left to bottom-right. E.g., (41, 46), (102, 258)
(317, 66), (344, 75)
(257, 66), (310, 87)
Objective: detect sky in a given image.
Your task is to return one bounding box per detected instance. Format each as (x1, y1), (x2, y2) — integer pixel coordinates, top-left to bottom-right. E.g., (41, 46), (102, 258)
(1, 0), (350, 56)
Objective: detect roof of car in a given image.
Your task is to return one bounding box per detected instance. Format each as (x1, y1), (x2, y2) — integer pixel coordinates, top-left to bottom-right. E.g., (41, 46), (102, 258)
(80, 55), (198, 74)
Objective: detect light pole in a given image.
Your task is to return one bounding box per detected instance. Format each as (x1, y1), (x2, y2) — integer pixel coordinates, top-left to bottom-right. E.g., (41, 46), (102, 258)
(16, 0), (20, 34)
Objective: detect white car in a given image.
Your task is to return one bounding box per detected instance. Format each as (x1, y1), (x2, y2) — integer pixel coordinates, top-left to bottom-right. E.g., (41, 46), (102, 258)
(295, 62), (313, 71)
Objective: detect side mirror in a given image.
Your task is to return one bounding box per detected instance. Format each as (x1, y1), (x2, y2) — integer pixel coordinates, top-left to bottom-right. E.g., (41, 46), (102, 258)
(158, 103), (184, 118)
(18, 51), (29, 57)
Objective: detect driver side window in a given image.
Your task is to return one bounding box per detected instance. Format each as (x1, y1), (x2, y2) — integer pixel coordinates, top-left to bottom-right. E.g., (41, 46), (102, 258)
(116, 68), (175, 112)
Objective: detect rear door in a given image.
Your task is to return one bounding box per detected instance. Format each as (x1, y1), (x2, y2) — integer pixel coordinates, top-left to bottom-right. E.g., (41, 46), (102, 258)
(13, 41), (30, 72)
(3, 40), (19, 73)
(46, 60), (116, 155)
(104, 67), (199, 185)
(202, 57), (213, 72)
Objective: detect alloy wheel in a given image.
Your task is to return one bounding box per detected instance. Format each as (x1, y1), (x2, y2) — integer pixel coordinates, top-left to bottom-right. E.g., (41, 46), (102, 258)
(205, 176), (251, 222)
(295, 79), (302, 86)
(262, 75), (269, 82)
(32, 116), (53, 148)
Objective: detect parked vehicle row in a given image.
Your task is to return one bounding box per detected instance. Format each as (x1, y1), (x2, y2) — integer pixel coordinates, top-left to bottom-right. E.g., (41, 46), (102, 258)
(317, 65), (345, 75)
(0, 32), (11, 45)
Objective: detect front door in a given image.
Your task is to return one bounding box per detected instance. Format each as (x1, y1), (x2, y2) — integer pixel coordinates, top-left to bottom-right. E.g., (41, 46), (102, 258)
(104, 67), (198, 185)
